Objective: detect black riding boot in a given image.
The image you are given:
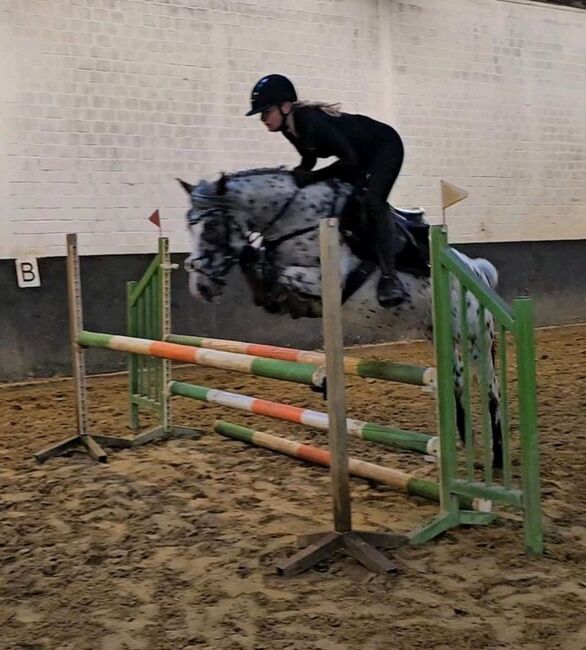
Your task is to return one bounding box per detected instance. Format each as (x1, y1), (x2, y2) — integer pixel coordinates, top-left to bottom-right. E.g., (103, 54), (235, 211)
(373, 211), (408, 308)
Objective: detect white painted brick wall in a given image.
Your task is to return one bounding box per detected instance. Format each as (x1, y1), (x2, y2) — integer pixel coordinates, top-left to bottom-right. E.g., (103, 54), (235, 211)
(0, 0), (585, 257)
(0, 0), (382, 257)
(387, 0), (586, 242)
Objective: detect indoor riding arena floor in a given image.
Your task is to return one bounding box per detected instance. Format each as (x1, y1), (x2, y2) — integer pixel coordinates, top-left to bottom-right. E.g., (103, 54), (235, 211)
(1, 324), (586, 650)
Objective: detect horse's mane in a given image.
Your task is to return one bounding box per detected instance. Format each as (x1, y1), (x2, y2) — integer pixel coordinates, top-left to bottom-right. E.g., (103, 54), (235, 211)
(190, 167), (292, 209)
(227, 166), (289, 180)
(190, 166), (350, 211)
(225, 167), (350, 193)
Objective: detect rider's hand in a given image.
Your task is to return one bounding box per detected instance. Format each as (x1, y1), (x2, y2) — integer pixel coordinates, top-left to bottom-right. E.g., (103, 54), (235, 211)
(291, 169), (317, 188)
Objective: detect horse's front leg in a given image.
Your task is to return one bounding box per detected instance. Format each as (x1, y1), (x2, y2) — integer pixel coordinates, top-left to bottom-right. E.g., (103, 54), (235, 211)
(239, 252), (285, 314)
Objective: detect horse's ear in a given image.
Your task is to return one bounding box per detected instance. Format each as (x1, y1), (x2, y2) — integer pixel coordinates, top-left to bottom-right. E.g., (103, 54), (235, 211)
(217, 173), (228, 196)
(176, 178), (194, 194)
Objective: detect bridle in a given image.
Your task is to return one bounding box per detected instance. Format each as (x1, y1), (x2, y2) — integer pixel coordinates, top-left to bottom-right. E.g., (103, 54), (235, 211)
(184, 173), (341, 286)
(183, 207), (239, 283)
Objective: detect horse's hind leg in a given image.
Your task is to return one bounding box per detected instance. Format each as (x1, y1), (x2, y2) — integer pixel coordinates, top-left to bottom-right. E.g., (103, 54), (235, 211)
(450, 272), (503, 470)
(454, 309), (504, 469)
(488, 341), (503, 469)
(471, 321), (504, 470)
(489, 396), (503, 468)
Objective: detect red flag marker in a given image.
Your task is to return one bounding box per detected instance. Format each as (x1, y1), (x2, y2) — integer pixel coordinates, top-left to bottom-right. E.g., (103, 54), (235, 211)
(148, 209), (161, 228)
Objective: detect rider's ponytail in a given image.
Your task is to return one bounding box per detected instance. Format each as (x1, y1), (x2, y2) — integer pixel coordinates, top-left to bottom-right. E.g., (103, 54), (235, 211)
(291, 100), (342, 117)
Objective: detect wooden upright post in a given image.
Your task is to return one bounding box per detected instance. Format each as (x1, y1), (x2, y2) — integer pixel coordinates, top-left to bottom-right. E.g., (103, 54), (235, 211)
(321, 218), (352, 533)
(34, 234), (131, 462)
(276, 219), (406, 577)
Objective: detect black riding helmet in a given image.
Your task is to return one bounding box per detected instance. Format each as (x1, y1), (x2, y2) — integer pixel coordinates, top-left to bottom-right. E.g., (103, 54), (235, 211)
(245, 74), (297, 116)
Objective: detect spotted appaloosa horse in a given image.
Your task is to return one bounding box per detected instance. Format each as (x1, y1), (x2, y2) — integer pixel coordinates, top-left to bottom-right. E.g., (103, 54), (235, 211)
(178, 167), (503, 467)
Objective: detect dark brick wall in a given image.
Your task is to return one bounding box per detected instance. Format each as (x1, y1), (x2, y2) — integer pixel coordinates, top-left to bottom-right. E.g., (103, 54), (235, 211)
(2, 239), (586, 381)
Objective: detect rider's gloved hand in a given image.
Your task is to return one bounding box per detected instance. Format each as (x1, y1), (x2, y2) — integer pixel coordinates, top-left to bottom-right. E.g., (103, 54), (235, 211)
(291, 169), (318, 188)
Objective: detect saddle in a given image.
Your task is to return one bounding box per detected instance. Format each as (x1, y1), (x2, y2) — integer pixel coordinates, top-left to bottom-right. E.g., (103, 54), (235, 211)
(339, 191), (431, 282)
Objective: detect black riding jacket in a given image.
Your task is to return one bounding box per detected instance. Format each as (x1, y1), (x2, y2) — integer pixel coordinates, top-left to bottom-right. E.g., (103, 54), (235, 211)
(283, 106), (404, 186)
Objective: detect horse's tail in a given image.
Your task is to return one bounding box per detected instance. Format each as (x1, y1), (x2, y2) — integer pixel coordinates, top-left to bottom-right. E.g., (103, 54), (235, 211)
(474, 258), (498, 290)
(453, 250), (498, 290)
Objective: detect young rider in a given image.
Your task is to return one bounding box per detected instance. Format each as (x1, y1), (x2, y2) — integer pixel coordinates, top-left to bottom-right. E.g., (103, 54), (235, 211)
(245, 74), (407, 307)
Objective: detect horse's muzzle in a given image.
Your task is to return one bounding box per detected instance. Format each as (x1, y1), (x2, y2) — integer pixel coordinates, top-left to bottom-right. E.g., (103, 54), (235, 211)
(187, 271), (215, 302)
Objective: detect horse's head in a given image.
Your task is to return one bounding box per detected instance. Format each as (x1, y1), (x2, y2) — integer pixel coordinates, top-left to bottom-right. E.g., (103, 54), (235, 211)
(179, 167), (349, 308)
(178, 175), (238, 302)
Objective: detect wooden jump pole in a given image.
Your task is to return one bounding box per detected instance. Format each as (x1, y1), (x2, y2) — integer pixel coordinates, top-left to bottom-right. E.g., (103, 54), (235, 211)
(77, 330), (326, 389)
(167, 333), (435, 387)
(215, 421), (449, 503)
(168, 381), (437, 456)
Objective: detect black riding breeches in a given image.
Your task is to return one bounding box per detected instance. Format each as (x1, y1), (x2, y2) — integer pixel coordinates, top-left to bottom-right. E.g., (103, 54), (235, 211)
(363, 140), (404, 224)
(362, 141), (404, 273)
